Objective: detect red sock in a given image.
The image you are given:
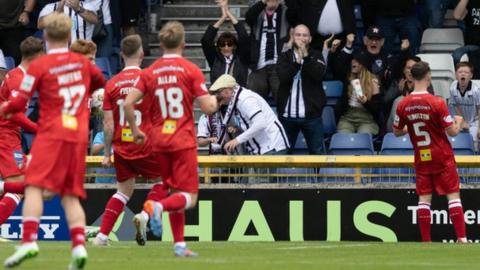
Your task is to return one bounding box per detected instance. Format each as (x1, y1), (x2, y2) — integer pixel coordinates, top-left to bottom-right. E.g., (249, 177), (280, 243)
(70, 227), (86, 248)
(158, 193), (188, 212)
(448, 199), (466, 240)
(169, 211), (185, 243)
(0, 194), (20, 225)
(4, 182), (25, 194)
(146, 183), (169, 202)
(417, 202), (431, 242)
(99, 192), (128, 236)
(22, 218), (39, 244)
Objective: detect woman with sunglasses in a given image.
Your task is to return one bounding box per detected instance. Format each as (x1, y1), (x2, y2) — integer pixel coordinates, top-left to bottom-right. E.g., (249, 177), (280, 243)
(201, 0), (250, 87)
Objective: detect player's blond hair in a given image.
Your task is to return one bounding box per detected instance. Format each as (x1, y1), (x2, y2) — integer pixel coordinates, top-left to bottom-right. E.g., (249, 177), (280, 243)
(43, 13), (72, 42)
(158, 21), (185, 49)
(70, 39), (97, 56)
(121, 34), (143, 57)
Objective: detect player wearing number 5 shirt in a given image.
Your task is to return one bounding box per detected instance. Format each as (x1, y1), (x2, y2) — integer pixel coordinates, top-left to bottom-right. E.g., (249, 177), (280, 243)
(91, 35), (164, 246)
(393, 61), (467, 243)
(124, 21), (218, 257)
(0, 13), (105, 269)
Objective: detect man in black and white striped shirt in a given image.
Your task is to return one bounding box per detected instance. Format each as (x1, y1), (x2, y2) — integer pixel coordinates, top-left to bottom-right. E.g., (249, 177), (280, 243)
(38, 0), (99, 42)
(210, 74), (289, 155)
(277, 24), (327, 154)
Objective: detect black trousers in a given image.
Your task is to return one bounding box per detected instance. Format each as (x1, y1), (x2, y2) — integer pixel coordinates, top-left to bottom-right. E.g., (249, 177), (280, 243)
(0, 26), (24, 65)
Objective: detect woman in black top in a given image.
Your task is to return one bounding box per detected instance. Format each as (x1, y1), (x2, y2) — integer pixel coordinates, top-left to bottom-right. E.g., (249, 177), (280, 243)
(201, 1), (250, 86)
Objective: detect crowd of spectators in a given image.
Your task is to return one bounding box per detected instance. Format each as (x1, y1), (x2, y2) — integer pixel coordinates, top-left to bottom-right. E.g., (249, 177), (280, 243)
(198, 0), (480, 155)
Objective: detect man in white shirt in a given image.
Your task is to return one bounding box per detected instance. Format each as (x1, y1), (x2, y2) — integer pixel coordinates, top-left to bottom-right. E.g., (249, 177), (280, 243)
(210, 74), (289, 155)
(38, 0), (99, 41)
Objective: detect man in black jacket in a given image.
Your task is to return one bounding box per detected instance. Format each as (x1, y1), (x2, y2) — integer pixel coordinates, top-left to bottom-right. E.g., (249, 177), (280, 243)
(245, 0), (294, 102)
(277, 24), (326, 154)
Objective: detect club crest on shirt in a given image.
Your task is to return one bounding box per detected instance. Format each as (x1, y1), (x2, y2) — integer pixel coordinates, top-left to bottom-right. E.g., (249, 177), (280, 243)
(444, 115), (453, 123)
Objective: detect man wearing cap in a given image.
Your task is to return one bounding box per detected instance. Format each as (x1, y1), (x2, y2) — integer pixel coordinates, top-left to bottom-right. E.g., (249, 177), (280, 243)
(333, 25), (410, 90)
(210, 74), (289, 155)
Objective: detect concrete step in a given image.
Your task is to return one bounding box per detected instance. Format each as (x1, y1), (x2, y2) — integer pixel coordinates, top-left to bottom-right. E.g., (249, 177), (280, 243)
(159, 4), (248, 18)
(157, 17), (246, 32)
(149, 43), (204, 57)
(150, 28), (250, 44)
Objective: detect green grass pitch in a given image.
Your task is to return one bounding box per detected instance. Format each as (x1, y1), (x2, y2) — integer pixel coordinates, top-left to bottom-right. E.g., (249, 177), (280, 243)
(0, 241), (479, 270)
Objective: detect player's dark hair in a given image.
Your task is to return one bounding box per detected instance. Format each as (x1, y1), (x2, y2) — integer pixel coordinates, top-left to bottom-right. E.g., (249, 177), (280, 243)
(411, 61), (431, 81)
(20, 37), (44, 59)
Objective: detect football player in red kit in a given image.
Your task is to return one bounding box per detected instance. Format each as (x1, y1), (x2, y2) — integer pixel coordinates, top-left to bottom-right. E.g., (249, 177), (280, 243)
(124, 21), (217, 256)
(1, 13), (105, 269)
(91, 34), (166, 246)
(0, 37), (43, 227)
(393, 61), (467, 243)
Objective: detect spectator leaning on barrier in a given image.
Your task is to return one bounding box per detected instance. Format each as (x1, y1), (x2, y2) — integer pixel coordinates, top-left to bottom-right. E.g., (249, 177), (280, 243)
(201, 0), (250, 87)
(245, 0), (293, 101)
(277, 24), (327, 154)
(0, 0), (36, 65)
(335, 49), (383, 135)
(452, 0), (480, 64)
(285, 0), (356, 51)
(210, 74), (289, 155)
(38, 0), (99, 42)
(449, 62), (480, 148)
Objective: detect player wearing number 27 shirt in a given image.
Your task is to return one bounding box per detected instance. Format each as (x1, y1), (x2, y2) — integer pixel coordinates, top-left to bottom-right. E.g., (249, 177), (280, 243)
(124, 22), (218, 257)
(393, 61), (467, 243)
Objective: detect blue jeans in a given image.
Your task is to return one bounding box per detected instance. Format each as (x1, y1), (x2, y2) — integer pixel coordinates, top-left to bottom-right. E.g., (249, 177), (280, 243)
(280, 116), (324, 155)
(424, 0), (459, 28)
(376, 16), (421, 55)
(95, 24), (114, 58)
(452, 45), (480, 64)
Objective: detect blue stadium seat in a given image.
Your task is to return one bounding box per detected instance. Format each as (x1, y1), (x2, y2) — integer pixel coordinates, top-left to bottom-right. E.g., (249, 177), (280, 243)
(322, 106), (336, 136)
(328, 133), (374, 155)
(317, 167), (355, 183)
(380, 133), (414, 155)
(95, 57), (112, 79)
(323, 81), (343, 106)
(276, 168), (317, 183)
(448, 133), (475, 155)
(5, 56), (15, 70)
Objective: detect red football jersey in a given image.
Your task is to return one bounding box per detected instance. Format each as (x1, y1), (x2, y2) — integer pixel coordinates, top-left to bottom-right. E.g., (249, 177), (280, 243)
(0, 67), (28, 144)
(103, 66), (153, 159)
(393, 91), (456, 173)
(7, 48), (105, 144)
(134, 54), (208, 152)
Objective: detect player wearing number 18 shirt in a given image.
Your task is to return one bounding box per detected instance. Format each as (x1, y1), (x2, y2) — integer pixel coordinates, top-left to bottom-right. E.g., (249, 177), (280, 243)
(0, 13), (105, 269)
(92, 35), (164, 246)
(393, 61), (467, 243)
(124, 21), (218, 257)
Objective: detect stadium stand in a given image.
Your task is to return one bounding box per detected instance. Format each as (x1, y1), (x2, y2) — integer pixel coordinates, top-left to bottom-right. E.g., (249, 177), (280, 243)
(95, 57), (113, 80)
(419, 28), (464, 53)
(321, 106), (337, 138)
(448, 133), (475, 156)
(323, 81), (344, 106)
(4, 56), (15, 70)
(328, 133), (374, 155)
(380, 133), (414, 156)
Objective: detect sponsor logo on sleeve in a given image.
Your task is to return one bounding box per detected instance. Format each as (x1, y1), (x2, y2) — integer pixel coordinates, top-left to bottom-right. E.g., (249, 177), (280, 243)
(444, 115), (453, 123)
(19, 74), (35, 92)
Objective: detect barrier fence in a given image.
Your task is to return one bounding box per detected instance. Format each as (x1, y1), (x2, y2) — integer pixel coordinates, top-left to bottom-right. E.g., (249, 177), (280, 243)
(85, 156), (480, 186)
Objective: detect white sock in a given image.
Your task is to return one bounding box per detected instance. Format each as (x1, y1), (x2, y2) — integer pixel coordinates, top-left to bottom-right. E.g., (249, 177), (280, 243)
(140, 211), (149, 221)
(0, 181), (4, 194)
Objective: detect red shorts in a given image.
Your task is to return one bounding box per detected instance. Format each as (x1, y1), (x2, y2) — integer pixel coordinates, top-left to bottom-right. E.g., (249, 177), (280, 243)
(114, 152), (162, 182)
(154, 148), (199, 193)
(25, 140), (87, 199)
(0, 144), (26, 178)
(416, 165), (460, 196)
